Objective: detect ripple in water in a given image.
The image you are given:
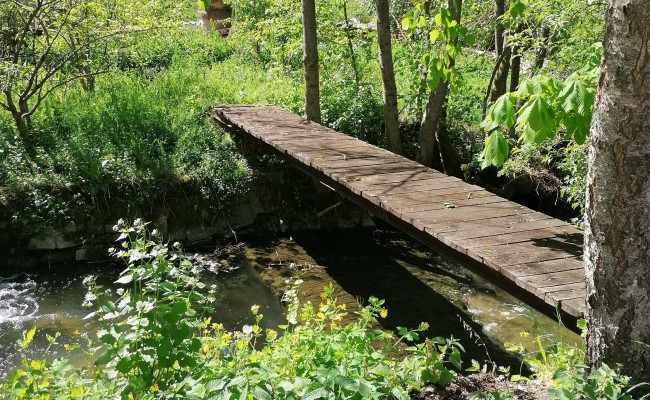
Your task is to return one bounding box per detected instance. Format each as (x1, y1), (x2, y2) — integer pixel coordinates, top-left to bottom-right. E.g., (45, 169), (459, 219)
(0, 274), (39, 325)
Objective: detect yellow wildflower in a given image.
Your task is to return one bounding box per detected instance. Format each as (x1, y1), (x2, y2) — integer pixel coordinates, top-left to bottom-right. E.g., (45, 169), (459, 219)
(64, 344), (71, 351)
(251, 304), (260, 315)
(150, 383), (159, 393)
(520, 331), (530, 338)
(73, 330), (80, 335)
(340, 303), (346, 311)
(380, 308), (388, 319)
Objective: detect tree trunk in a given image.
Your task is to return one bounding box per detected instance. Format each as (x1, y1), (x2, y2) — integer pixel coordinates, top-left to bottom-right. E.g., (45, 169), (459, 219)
(417, 83), (448, 166)
(584, 0), (650, 382)
(437, 101), (464, 178)
(491, 46), (511, 102)
(508, 45), (521, 138)
(416, 0), (462, 169)
(376, 0), (403, 155)
(531, 27), (550, 76)
(301, 0), (321, 123)
(494, 0), (506, 55)
(343, 0), (360, 87)
(489, 0), (509, 102)
(423, 0), (432, 15)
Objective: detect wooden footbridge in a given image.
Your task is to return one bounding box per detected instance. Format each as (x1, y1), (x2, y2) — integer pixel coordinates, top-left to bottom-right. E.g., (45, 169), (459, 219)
(214, 105), (586, 328)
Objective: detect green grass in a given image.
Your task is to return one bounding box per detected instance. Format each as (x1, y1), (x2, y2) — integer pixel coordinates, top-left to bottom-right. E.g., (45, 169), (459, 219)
(0, 29), (302, 227)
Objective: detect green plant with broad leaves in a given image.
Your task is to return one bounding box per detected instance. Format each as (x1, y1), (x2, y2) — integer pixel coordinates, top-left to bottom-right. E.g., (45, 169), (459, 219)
(480, 43), (601, 168)
(505, 319), (650, 400)
(0, 220), (466, 399)
(401, 1), (476, 92)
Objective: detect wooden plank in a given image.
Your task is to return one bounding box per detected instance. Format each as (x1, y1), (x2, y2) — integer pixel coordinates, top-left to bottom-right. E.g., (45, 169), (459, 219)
(363, 178), (468, 197)
(543, 283), (586, 302)
(410, 205), (534, 231)
(392, 195), (509, 218)
(325, 162), (425, 179)
(456, 226), (583, 250)
(470, 241), (582, 270)
(501, 257), (583, 281)
(517, 267), (585, 295)
(377, 186), (492, 212)
(213, 105), (588, 324)
(559, 298), (586, 316)
(342, 170), (436, 185)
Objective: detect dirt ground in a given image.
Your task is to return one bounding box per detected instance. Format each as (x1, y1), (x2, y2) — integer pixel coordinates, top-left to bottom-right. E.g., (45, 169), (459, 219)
(411, 374), (549, 400)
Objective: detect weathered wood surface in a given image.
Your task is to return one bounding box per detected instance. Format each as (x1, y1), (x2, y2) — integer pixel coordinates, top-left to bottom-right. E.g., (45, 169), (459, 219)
(214, 105), (586, 325)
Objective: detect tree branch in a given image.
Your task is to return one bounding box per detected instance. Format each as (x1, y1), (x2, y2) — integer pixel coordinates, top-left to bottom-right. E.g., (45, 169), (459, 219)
(26, 70), (108, 117)
(21, 6), (73, 99)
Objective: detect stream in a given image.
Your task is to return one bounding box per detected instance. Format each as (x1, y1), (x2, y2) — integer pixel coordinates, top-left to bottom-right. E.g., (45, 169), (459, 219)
(0, 227), (581, 379)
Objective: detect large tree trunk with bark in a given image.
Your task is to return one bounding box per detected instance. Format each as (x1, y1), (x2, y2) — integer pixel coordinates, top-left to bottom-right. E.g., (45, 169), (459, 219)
(375, 0), (403, 155)
(417, 83), (448, 166)
(584, 0), (650, 382)
(301, 0), (321, 123)
(416, 0), (463, 175)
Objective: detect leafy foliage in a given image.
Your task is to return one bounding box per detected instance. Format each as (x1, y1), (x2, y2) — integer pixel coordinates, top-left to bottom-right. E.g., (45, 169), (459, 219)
(0, 221), (466, 399)
(402, 1), (475, 92)
(481, 43), (601, 168)
(505, 320), (649, 400)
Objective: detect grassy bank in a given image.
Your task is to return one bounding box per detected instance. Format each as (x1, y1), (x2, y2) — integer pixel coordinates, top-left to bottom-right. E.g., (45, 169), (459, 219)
(0, 30), (303, 228)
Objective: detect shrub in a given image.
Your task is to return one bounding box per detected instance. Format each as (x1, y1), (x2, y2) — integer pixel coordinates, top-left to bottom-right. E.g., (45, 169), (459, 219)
(0, 221), (465, 400)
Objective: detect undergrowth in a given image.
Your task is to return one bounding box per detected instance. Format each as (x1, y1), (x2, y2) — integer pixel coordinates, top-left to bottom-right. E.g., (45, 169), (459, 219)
(1, 222), (647, 400)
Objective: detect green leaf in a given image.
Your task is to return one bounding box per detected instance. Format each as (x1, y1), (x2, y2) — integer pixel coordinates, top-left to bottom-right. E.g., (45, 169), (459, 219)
(482, 131), (510, 168)
(95, 349), (113, 366)
(401, 17), (411, 31)
(428, 68), (442, 91)
(482, 94), (516, 130)
(509, 0), (526, 18)
(429, 29), (440, 43)
(253, 386), (273, 400)
(449, 348), (462, 370)
(517, 95), (557, 144)
(20, 326), (36, 350)
(197, 0), (209, 11)
(303, 387), (327, 400)
(439, 367), (455, 385)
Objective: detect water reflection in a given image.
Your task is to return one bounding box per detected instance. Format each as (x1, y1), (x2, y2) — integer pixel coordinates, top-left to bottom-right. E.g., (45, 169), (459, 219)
(0, 227), (581, 379)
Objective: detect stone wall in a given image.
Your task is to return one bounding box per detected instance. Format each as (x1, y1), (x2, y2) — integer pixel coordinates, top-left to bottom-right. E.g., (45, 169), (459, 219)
(0, 166), (374, 269)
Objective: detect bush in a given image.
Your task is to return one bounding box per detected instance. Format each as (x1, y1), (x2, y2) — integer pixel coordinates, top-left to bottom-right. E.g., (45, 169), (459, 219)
(0, 221), (465, 400)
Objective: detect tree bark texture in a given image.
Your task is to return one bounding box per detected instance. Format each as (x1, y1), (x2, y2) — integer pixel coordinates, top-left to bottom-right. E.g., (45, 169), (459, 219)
(489, 0), (510, 102)
(508, 46), (521, 138)
(301, 0), (321, 123)
(417, 83), (449, 166)
(376, 0), (403, 155)
(585, 0), (650, 382)
(491, 44), (511, 102)
(416, 0), (462, 171)
(532, 27), (551, 75)
(494, 0), (506, 55)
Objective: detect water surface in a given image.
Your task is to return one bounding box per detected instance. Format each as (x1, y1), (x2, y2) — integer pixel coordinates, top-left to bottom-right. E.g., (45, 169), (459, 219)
(0, 227), (581, 378)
